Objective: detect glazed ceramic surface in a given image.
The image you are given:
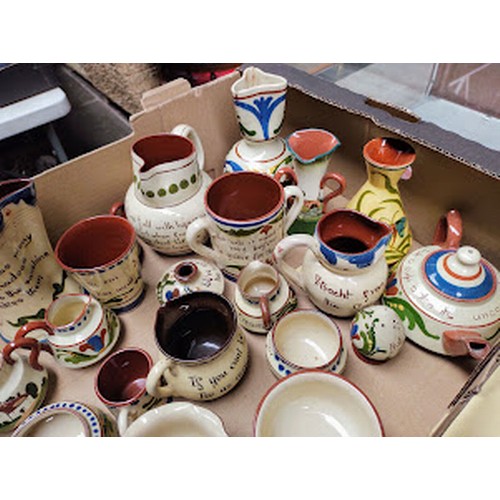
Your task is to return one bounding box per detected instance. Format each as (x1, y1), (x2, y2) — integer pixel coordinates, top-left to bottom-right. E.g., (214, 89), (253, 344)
(156, 259), (224, 305)
(350, 305), (405, 362)
(277, 128), (345, 235)
(0, 179), (80, 344)
(12, 401), (118, 437)
(14, 294), (120, 369)
(346, 137), (415, 268)
(95, 348), (166, 436)
(55, 215), (144, 313)
(186, 171), (303, 281)
(224, 67), (292, 175)
(0, 341), (49, 433)
(265, 310), (347, 378)
(274, 209), (392, 317)
(123, 402), (228, 437)
(234, 260), (297, 334)
(146, 292), (248, 401)
(383, 210), (499, 360)
(254, 370), (384, 437)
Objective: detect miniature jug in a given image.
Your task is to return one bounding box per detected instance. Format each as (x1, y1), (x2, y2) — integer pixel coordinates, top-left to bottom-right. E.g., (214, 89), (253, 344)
(275, 128), (346, 234)
(224, 67), (292, 175)
(0, 178), (79, 344)
(383, 210), (500, 360)
(274, 209), (392, 317)
(346, 137), (415, 269)
(116, 124), (213, 255)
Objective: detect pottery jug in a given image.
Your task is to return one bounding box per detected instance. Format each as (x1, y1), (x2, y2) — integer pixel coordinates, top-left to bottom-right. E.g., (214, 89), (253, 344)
(275, 128), (346, 235)
(273, 209), (392, 317)
(383, 210), (500, 360)
(346, 137), (415, 269)
(224, 67), (292, 176)
(117, 124), (213, 255)
(0, 179), (79, 344)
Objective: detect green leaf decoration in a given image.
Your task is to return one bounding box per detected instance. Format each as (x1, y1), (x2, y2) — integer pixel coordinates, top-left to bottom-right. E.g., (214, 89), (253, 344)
(7, 308), (46, 327)
(0, 415), (21, 429)
(273, 116), (285, 135)
(57, 351), (100, 365)
(239, 122), (256, 137)
(372, 171), (399, 195)
(383, 296), (439, 339)
(25, 382), (39, 399)
(355, 189), (375, 212)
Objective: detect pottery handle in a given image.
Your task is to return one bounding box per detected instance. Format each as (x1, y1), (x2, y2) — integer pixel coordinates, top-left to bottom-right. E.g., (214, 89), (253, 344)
(171, 124), (205, 172)
(117, 406), (131, 437)
(443, 330), (491, 360)
(186, 216), (224, 266)
(259, 296), (272, 330)
(146, 358), (176, 399)
(282, 185), (305, 233)
(433, 210), (462, 249)
(273, 234), (317, 291)
(274, 166), (298, 185)
(320, 172), (346, 213)
(110, 201), (126, 218)
(2, 336), (52, 371)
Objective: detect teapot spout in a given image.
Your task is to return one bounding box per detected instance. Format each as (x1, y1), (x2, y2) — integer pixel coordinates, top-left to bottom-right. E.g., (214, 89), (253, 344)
(443, 330), (491, 360)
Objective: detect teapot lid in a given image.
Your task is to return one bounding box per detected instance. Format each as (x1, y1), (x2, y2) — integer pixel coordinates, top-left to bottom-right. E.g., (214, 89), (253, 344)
(423, 246), (497, 302)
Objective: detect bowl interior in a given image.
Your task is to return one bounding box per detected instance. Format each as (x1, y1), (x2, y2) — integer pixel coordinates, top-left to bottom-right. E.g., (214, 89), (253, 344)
(274, 312), (340, 368)
(256, 372), (382, 437)
(18, 409), (88, 437)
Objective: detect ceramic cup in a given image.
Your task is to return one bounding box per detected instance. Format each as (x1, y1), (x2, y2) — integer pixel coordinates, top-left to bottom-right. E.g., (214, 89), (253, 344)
(186, 171), (304, 280)
(265, 309), (347, 378)
(0, 337), (50, 433)
(350, 305), (406, 362)
(14, 293), (120, 369)
(12, 401), (118, 437)
(95, 347), (167, 436)
(55, 215), (145, 313)
(123, 402), (228, 437)
(146, 291), (249, 402)
(234, 260), (297, 334)
(254, 370), (384, 437)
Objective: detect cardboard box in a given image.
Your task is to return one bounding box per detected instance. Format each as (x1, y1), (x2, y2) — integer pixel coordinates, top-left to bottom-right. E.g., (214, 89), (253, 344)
(22, 64), (499, 437)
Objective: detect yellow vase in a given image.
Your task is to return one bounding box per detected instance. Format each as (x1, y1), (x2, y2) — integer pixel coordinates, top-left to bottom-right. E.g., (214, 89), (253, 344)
(346, 137), (416, 269)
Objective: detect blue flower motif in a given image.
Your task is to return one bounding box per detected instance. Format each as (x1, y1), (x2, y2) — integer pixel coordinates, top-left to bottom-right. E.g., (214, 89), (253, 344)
(87, 335), (104, 352)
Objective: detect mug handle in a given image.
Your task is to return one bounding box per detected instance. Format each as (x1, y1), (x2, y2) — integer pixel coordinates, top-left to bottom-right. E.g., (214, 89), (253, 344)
(186, 216), (225, 266)
(273, 234), (318, 291)
(2, 336), (53, 371)
(433, 209), (462, 249)
(282, 185), (305, 233)
(146, 358), (176, 399)
(171, 124), (205, 172)
(273, 166), (298, 185)
(117, 407), (132, 437)
(320, 172), (346, 213)
(259, 296), (272, 331)
(110, 201), (126, 218)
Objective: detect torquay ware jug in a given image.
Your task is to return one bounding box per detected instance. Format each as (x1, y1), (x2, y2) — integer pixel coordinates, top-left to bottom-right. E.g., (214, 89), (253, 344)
(274, 209), (392, 317)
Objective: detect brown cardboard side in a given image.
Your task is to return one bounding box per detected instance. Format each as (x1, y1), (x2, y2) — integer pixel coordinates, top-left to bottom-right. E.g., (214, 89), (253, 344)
(14, 71), (496, 438)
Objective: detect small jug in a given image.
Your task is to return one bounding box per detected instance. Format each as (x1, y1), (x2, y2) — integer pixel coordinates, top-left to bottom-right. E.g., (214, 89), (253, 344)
(1, 336), (51, 433)
(14, 293), (120, 369)
(234, 260), (298, 334)
(274, 209), (392, 317)
(275, 128), (346, 235)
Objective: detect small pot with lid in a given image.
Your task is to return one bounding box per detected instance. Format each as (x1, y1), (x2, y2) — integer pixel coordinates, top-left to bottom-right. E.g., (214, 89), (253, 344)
(383, 210), (499, 360)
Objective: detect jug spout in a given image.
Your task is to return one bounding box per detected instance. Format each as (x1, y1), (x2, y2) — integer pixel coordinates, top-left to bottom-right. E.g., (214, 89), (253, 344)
(286, 128), (340, 164)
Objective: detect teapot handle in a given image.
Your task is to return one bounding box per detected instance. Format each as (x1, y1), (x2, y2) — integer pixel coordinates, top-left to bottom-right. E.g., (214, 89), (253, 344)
(273, 234), (318, 291)
(2, 336), (53, 371)
(433, 210), (462, 249)
(171, 124), (205, 172)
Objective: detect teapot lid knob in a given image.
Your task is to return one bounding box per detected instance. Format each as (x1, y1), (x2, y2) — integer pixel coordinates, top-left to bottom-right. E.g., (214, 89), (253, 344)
(456, 246), (481, 267)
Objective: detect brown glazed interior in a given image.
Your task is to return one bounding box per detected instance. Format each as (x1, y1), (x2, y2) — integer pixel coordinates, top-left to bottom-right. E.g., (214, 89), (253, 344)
(133, 134), (194, 172)
(55, 215), (135, 269)
(363, 137), (416, 168)
(96, 349), (151, 403)
(206, 172), (283, 221)
(155, 291), (236, 362)
(318, 209), (392, 251)
(287, 129), (338, 161)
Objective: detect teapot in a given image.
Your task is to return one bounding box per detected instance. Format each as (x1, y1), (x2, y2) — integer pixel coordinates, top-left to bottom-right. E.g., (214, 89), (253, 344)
(382, 210), (500, 360)
(273, 209), (392, 317)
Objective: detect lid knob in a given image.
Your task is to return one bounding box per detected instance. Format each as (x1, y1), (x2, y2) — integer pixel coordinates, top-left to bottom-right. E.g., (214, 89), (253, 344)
(446, 246), (482, 279)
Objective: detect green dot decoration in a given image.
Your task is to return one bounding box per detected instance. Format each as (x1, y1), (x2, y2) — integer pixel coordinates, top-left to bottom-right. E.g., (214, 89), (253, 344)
(169, 184), (179, 194)
(180, 179), (189, 190)
(190, 174), (197, 184)
(158, 188), (167, 197)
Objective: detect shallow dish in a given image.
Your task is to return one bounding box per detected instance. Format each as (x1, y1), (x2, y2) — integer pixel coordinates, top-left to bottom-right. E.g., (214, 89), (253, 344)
(123, 402), (228, 437)
(254, 370), (384, 437)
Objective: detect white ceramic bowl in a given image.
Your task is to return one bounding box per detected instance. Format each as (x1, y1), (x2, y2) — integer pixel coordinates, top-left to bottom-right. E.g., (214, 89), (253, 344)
(123, 402), (228, 437)
(254, 370), (384, 437)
